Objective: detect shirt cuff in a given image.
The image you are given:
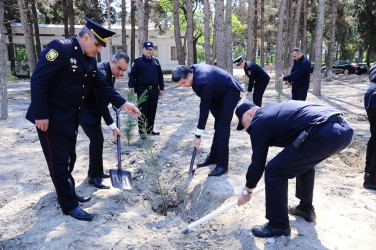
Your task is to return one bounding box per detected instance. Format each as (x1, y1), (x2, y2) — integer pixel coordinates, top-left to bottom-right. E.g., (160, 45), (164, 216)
(195, 128), (204, 136)
(109, 122), (116, 130)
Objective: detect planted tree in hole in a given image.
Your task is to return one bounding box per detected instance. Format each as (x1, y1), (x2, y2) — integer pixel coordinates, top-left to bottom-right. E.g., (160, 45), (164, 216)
(139, 113), (168, 215)
(122, 89), (147, 145)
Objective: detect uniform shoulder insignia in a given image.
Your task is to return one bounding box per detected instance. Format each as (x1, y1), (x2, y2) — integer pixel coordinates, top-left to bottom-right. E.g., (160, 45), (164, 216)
(46, 49), (59, 61)
(58, 39), (72, 45)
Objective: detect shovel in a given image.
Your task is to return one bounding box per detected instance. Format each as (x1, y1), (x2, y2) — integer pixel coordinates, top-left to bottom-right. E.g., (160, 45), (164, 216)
(188, 147), (197, 176)
(110, 108), (134, 190)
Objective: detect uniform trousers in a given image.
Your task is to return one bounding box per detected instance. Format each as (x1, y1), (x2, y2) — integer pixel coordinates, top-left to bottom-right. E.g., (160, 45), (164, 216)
(208, 87), (241, 167)
(264, 116), (353, 228)
(79, 121), (104, 178)
(366, 108), (376, 175)
(37, 129), (79, 212)
(291, 85), (309, 101)
(137, 86), (159, 134)
(253, 78), (269, 106)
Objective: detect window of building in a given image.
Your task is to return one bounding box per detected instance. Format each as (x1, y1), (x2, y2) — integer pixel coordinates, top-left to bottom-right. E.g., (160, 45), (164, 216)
(171, 46), (177, 61)
(112, 46), (126, 55)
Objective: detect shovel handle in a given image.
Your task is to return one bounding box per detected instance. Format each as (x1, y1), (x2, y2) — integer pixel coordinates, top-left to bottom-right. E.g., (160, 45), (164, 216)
(116, 108), (121, 170)
(189, 147), (197, 176)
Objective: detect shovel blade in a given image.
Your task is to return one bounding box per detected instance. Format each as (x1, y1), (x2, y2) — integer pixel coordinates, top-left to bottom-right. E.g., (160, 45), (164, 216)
(110, 169), (134, 190)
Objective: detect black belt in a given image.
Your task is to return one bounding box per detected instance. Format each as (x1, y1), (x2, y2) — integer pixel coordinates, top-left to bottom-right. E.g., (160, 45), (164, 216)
(139, 85), (157, 90)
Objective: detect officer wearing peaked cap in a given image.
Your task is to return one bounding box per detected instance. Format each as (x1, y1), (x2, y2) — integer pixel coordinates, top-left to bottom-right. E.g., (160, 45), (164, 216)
(26, 17), (141, 221)
(233, 56), (270, 107)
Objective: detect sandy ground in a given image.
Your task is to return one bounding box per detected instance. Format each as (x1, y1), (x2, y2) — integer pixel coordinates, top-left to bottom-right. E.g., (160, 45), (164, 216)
(1, 69), (376, 249)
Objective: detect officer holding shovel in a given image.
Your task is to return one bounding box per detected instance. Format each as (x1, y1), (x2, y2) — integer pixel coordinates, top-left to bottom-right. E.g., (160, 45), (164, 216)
(235, 101), (353, 237)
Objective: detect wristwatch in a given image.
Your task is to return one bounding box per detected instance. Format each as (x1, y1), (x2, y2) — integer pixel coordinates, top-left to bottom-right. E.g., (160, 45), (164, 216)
(242, 189), (251, 196)
(195, 134), (201, 139)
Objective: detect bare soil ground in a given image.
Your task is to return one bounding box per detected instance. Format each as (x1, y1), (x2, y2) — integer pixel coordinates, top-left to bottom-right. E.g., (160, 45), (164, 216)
(1, 69), (376, 249)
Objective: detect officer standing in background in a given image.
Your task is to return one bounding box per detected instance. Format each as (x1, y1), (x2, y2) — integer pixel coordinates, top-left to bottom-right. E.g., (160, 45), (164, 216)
(80, 52), (130, 190)
(233, 56), (270, 106)
(364, 63), (376, 190)
(172, 64), (243, 177)
(128, 41), (164, 139)
(235, 101), (353, 237)
(278, 48), (312, 101)
(26, 17), (141, 221)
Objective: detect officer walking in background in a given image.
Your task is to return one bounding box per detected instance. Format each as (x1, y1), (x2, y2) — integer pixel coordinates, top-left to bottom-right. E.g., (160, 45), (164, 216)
(235, 101), (353, 237)
(26, 17), (140, 221)
(172, 64), (243, 177)
(233, 56), (270, 106)
(128, 41), (164, 139)
(364, 63), (376, 190)
(278, 48), (312, 101)
(80, 52), (130, 190)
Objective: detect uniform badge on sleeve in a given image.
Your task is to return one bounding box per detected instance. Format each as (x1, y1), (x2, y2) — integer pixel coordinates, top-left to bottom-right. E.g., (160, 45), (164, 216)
(46, 49), (59, 61)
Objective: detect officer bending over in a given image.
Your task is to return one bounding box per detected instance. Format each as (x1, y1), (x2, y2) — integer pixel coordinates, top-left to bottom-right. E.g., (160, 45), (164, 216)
(236, 101), (353, 237)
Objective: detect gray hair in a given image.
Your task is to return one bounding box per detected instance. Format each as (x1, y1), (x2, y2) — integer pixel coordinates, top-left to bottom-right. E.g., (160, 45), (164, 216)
(78, 26), (94, 39)
(292, 48), (302, 54)
(112, 52), (130, 64)
(172, 65), (192, 82)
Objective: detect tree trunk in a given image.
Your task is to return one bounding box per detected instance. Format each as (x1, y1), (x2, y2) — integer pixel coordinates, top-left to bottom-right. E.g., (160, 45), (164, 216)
(173, 0), (185, 65)
(121, 0), (127, 53)
(246, 0), (255, 61)
(275, 0), (286, 102)
(260, 0), (265, 68)
(61, 0), (69, 38)
(312, 0), (325, 96)
(301, 0), (307, 53)
(136, 0), (145, 55)
(17, 0), (36, 75)
(144, 0), (149, 40)
(203, 0), (211, 64)
(291, 0), (302, 48)
(67, 0), (74, 37)
(252, 0), (258, 62)
(325, 0), (338, 81)
(30, 0), (41, 56)
(186, 0), (194, 66)
(211, 23), (216, 65)
(214, 0), (225, 69)
(283, 0), (293, 72)
(0, 2), (8, 120)
(5, 23), (15, 75)
(225, 0), (232, 73)
(131, 0), (136, 62)
(106, 0), (112, 56)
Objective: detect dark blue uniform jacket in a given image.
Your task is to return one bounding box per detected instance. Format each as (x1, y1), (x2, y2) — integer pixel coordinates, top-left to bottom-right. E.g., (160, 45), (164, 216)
(282, 55), (311, 88)
(364, 80), (376, 110)
(244, 61), (270, 92)
(246, 100), (341, 188)
(80, 61), (114, 126)
(128, 54), (164, 90)
(190, 64), (244, 129)
(26, 37), (125, 136)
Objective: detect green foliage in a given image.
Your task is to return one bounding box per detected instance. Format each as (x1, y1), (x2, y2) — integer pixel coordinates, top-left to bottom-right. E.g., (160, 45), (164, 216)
(7, 74), (18, 81)
(14, 48), (29, 76)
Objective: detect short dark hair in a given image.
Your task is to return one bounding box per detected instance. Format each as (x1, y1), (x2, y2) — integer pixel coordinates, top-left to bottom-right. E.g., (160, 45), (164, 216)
(112, 52), (130, 64)
(172, 65), (192, 82)
(292, 48), (302, 54)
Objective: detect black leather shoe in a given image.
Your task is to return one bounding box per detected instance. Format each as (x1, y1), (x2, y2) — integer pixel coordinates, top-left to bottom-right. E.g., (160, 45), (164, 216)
(140, 134), (147, 140)
(88, 177), (110, 189)
(208, 165), (228, 177)
(197, 157), (217, 168)
(76, 195), (91, 203)
(151, 130), (160, 135)
(100, 173), (111, 178)
(288, 204), (316, 222)
(364, 173), (376, 190)
(252, 223), (291, 238)
(63, 207), (94, 221)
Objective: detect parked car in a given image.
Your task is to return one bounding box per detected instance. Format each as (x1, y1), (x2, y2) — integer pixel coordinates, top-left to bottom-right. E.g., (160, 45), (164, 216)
(310, 63), (326, 73)
(329, 60), (361, 75)
(357, 63), (368, 74)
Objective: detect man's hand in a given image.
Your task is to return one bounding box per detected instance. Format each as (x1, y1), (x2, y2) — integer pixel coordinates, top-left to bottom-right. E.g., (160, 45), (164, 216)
(193, 136), (201, 150)
(237, 187), (253, 206)
(159, 90), (164, 97)
(112, 127), (123, 138)
(278, 77), (283, 82)
(122, 102), (141, 118)
(35, 119), (49, 132)
(245, 91), (249, 96)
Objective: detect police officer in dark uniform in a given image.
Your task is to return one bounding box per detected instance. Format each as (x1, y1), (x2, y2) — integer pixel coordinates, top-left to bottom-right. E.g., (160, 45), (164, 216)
(80, 52), (130, 189)
(26, 17), (141, 221)
(364, 63), (376, 190)
(172, 64), (243, 177)
(128, 41), (164, 138)
(278, 48), (312, 101)
(233, 56), (270, 106)
(235, 101), (353, 237)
